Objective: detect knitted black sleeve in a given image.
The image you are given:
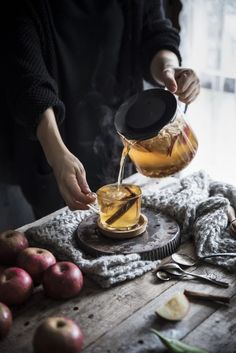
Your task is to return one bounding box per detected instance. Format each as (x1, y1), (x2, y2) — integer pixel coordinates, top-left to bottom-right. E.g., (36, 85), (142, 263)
(4, 5), (65, 139)
(141, 0), (182, 86)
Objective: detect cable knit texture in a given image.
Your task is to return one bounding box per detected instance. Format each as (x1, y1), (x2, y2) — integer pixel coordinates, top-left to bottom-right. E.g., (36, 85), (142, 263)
(26, 208), (157, 288)
(26, 171), (236, 288)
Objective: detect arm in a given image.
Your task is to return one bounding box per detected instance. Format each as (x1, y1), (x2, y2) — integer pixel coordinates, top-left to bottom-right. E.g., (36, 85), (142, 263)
(141, 1), (200, 104)
(150, 50), (200, 104)
(4, 2), (64, 138)
(141, 0), (181, 85)
(4, 3), (95, 209)
(37, 108), (96, 210)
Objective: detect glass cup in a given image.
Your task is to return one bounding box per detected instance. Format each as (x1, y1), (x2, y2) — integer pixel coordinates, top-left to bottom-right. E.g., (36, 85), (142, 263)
(96, 183), (142, 231)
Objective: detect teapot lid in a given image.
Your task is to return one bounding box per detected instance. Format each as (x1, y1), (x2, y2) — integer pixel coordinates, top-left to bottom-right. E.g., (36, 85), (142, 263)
(115, 88), (177, 140)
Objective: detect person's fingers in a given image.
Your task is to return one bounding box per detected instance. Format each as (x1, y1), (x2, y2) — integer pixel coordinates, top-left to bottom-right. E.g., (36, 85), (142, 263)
(174, 69), (200, 104)
(178, 80), (197, 100)
(66, 176), (95, 205)
(175, 71), (194, 94)
(67, 201), (89, 211)
(185, 84), (200, 102)
(176, 69), (200, 90)
(71, 201), (89, 211)
(179, 86), (200, 104)
(62, 184), (92, 210)
(68, 201), (89, 211)
(76, 168), (92, 194)
(52, 151), (97, 209)
(174, 68), (195, 80)
(60, 188), (89, 211)
(85, 191), (97, 203)
(162, 68), (177, 93)
(65, 175), (83, 200)
(187, 86), (200, 103)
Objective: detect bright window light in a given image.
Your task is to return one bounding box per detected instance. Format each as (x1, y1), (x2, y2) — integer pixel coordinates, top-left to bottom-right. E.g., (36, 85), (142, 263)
(179, 0), (236, 184)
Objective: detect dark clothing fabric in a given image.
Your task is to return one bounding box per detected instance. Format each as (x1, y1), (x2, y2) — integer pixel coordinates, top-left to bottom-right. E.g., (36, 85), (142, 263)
(48, 0), (124, 190)
(1, 0), (181, 217)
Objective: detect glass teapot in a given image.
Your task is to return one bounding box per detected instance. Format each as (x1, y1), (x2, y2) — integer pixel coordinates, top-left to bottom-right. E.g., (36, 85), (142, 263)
(114, 89), (198, 178)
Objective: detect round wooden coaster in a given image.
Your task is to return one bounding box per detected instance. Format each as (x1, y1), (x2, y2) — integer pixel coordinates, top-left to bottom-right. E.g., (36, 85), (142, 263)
(76, 207), (181, 260)
(97, 214), (148, 240)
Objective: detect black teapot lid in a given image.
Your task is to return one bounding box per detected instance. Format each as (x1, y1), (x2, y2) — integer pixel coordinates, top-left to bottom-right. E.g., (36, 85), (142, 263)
(114, 88), (177, 140)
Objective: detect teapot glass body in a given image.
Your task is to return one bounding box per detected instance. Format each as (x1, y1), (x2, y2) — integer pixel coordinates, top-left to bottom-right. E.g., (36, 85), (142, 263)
(120, 109), (198, 178)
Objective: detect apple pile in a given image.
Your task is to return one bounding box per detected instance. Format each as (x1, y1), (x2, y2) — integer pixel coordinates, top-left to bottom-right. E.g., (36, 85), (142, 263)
(33, 317), (84, 353)
(0, 229), (85, 343)
(0, 230), (84, 301)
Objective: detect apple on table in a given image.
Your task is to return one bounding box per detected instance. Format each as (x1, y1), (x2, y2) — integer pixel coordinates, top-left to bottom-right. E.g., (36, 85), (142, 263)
(43, 262), (84, 300)
(17, 247), (56, 282)
(0, 302), (12, 340)
(33, 317), (84, 353)
(0, 267), (33, 306)
(0, 230), (28, 265)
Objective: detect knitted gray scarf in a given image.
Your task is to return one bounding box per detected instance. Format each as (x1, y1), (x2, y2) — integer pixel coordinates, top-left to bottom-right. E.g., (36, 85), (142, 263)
(26, 171), (236, 288)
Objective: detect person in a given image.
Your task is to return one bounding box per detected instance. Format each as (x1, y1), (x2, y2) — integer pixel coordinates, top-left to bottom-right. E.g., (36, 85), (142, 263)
(1, 0), (200, 218)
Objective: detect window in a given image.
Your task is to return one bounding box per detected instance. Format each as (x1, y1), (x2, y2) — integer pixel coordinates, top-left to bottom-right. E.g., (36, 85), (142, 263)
(179, 0), (236, 184)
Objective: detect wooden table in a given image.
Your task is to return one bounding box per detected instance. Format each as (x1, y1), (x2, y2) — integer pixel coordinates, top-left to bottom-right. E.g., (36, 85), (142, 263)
(1, 176), (235, 353)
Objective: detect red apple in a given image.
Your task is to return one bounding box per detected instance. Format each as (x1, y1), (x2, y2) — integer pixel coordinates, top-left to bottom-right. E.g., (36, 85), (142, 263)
(43, 262), (83, 300)
(17, 247), (56, 282)
(33, 317), (84, 353)
(0, 230), (28, 265)
(0, 267), (33, 305)
(0, 302), (12, 339)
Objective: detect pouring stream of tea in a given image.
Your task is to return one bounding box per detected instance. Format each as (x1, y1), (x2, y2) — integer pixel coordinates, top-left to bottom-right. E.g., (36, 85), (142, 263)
(117, 138), (138, 187)
(117, 145), (129, 187)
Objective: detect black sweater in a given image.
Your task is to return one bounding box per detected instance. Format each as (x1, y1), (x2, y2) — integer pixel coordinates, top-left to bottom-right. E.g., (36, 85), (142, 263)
(1, 0), (181, 198)
(2, 0), (181, 138)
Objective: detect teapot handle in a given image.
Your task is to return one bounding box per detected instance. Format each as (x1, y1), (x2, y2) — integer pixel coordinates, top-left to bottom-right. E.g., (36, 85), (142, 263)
(174, 94), (188, 114)
(176, 101), (188, 115)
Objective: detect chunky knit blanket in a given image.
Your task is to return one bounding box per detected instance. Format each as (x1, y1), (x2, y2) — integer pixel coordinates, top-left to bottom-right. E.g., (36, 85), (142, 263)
(26, 171), (236, 288)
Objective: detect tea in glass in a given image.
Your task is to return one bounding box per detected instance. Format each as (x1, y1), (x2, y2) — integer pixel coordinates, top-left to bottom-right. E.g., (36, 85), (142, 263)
(97, 184), (141, 230)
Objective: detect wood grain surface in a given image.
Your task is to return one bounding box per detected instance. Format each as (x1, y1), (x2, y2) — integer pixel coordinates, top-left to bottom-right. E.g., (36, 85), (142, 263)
(0, 237), (235, 353)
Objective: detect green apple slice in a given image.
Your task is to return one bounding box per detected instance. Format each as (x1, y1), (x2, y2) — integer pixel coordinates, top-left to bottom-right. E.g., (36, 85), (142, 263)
(156, 292), (190, 321)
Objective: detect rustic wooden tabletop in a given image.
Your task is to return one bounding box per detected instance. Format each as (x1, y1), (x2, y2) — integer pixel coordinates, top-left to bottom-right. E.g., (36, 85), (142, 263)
(0, 174), (235, 353)
(1, 221), (235, 353)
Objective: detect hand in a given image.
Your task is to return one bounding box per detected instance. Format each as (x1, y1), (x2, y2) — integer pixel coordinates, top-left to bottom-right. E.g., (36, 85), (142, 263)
(161, 67), (200, 104)
(150, 51), (200, 105)
(37, 108), (96, 211)
(52, 150), (97, 211)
